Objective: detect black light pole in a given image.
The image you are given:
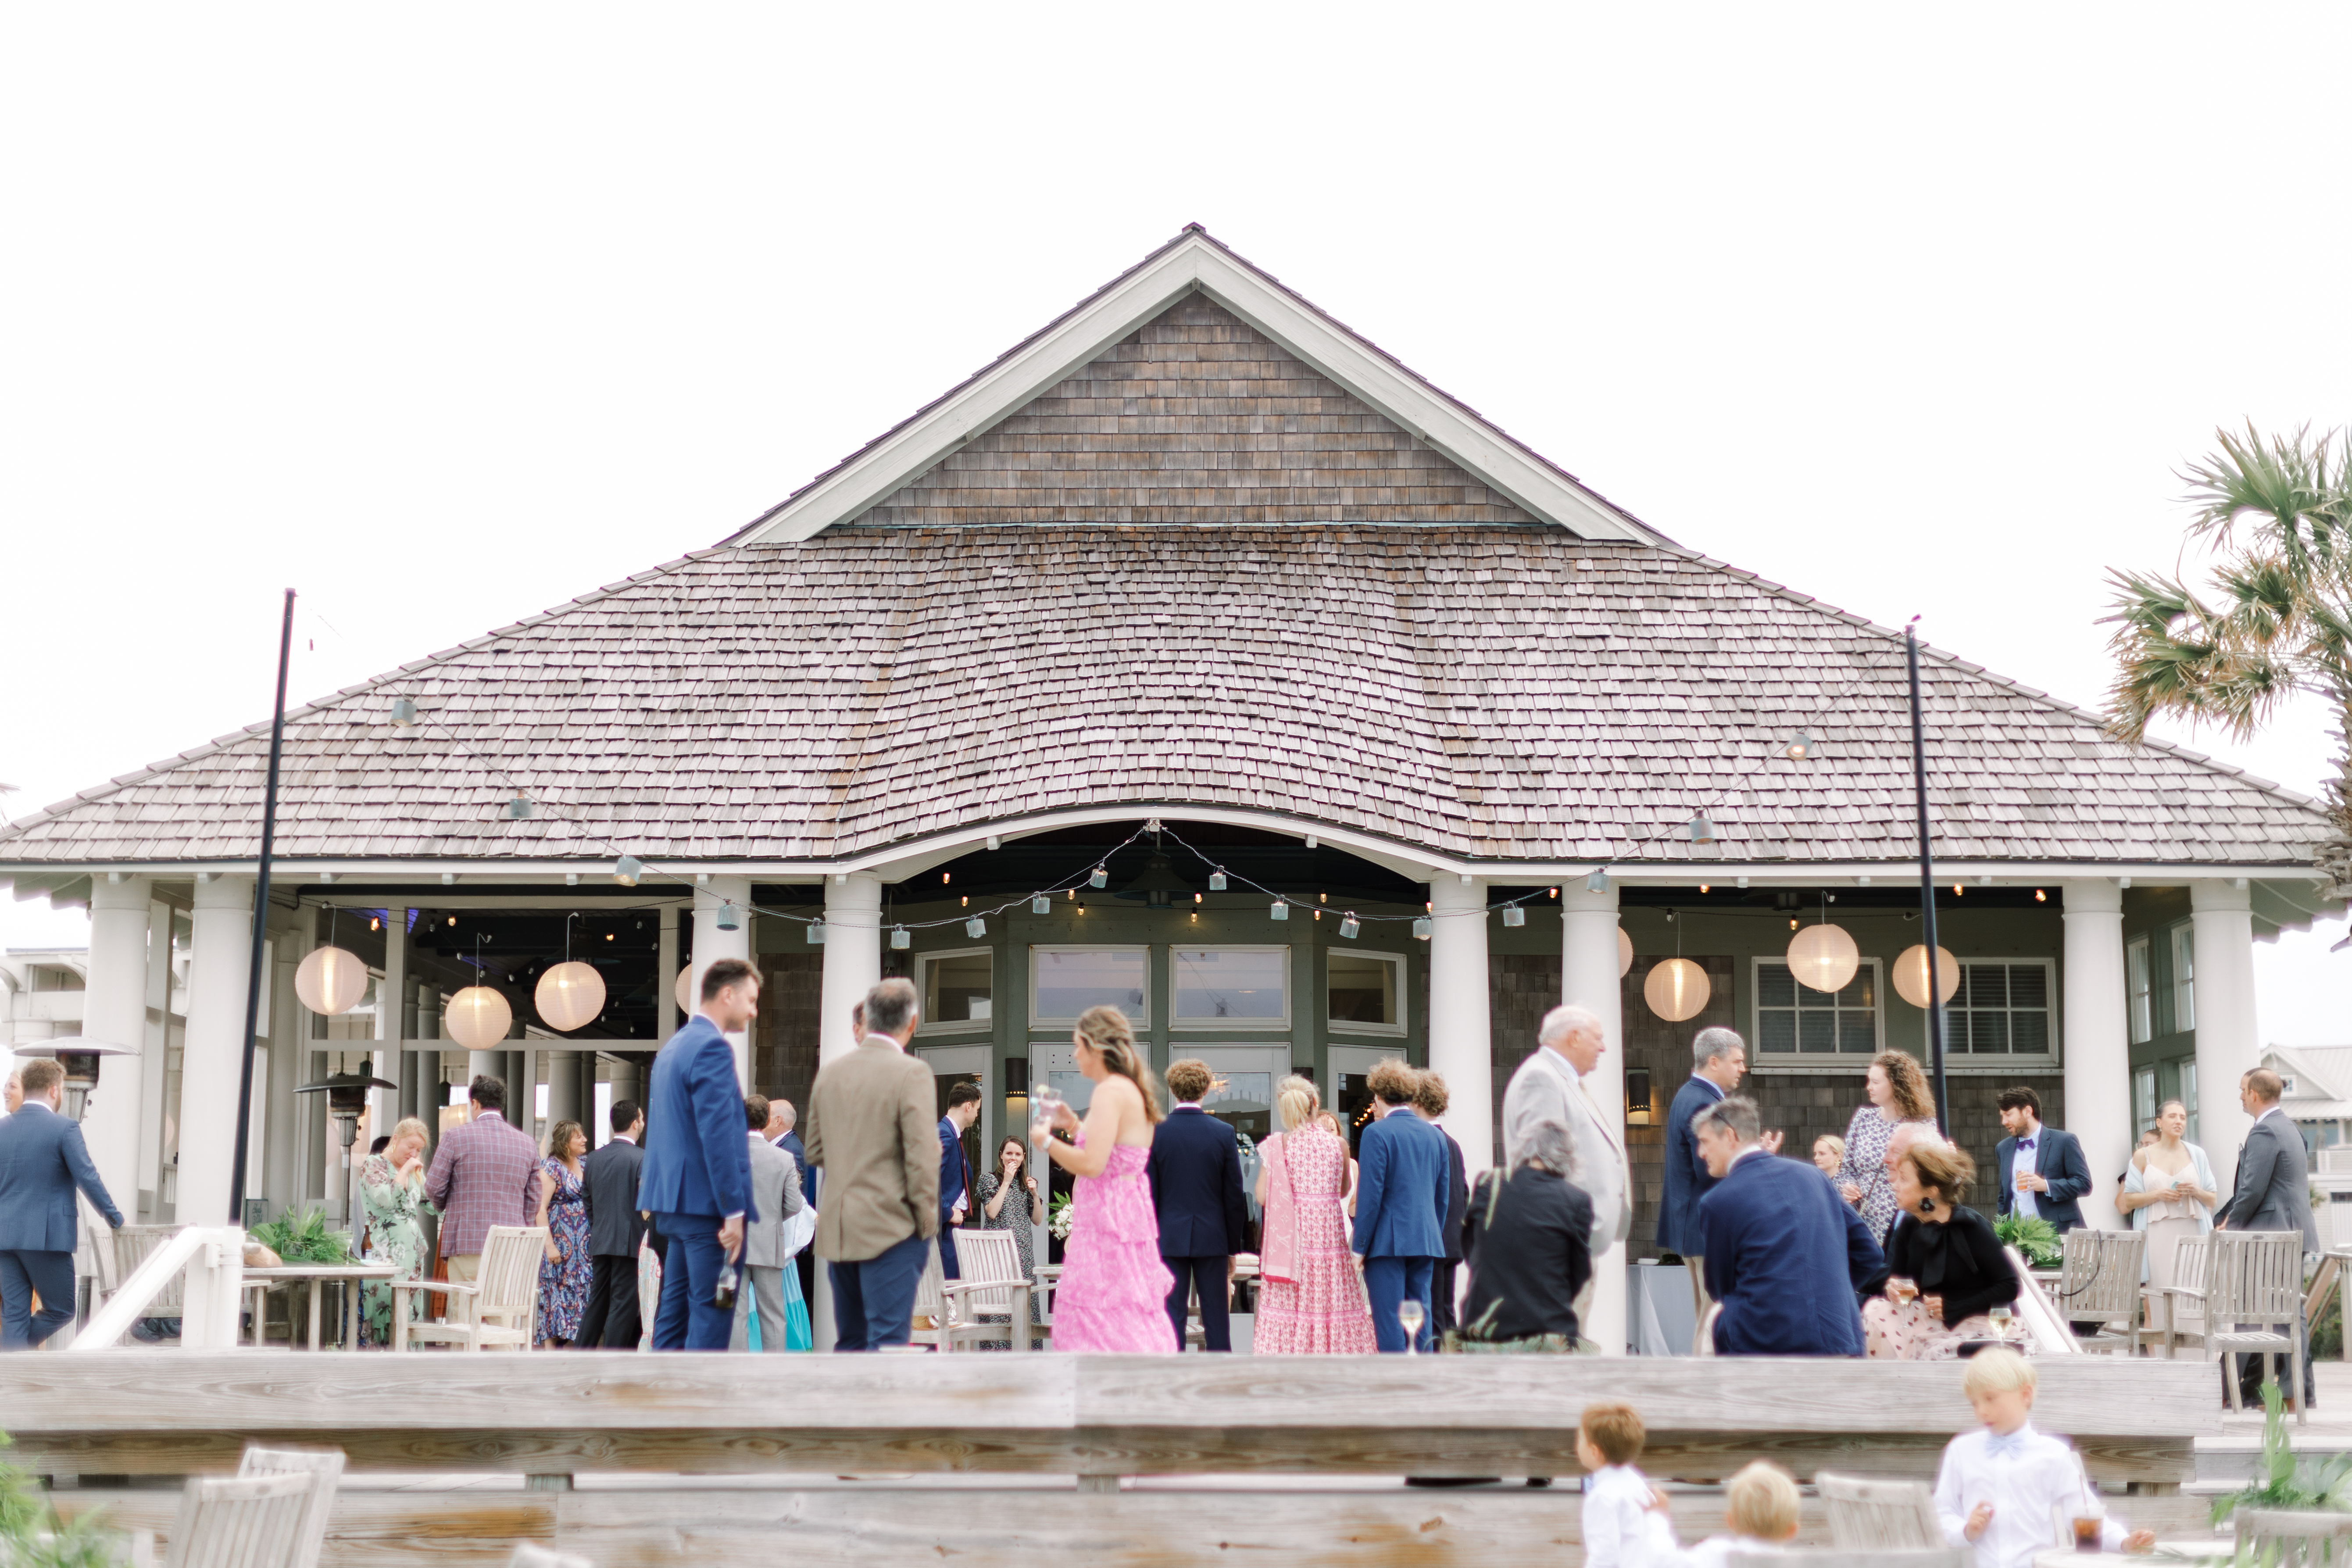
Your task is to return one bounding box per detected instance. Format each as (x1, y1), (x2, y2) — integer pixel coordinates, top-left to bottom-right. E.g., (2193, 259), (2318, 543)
(1906, 618), (1950, 1135)
(230, 589), (297, 1225)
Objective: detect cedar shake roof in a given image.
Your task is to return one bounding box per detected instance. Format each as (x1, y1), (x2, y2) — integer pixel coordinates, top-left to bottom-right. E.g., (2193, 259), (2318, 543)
(0, 529), (2333, 872)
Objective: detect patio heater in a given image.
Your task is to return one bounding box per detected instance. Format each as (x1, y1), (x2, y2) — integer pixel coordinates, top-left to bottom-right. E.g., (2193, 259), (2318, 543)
(296, 1070), (400, 1232)
(19, 1037), (137, 1121)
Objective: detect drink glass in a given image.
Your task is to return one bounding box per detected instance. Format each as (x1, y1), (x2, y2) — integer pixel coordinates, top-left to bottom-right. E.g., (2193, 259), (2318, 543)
(2073, 1478), (2105, 1553)
(1397, 1298), (1427, 1355)
(1031, 1083), (1063, 1146)
(1987, 1305), (2014, 1342)
(1889, 1276), (1919, 1307)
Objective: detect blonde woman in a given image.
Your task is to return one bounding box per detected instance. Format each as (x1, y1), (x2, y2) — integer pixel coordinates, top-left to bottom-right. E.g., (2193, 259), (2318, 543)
(357, 1117), (436, 1346)
(1254, 1075), (1376, 1354)
(1811, 1135), (1846, 1179)
(1038, 1005), (1173, 1352)
(1835, 1052), (1940, 1245)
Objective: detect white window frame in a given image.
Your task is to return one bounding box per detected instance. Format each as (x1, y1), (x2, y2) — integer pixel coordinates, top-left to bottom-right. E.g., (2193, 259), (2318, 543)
(2170, 923), (2196, 1035)
(1944, 957), (2060, 1071)
(1029, 944), (1151, 1029)
(1326, 948), (1408, 1039)
(1747, 955), (1886, 1067)
(2125, 936), (2153, 1045)
(1168, 944), (1291, 1031)
(2181, 1060), (2200, 1144)
(914, 946), (995, 1037)
(2133, 1066), (2158, 1134)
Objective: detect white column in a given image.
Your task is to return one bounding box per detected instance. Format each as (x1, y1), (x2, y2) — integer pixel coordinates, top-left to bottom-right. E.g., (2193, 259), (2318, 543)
(1426, 878), (1493, 1179)
(813, 871), (884, 1354)
(2192, 881), (2262, 1183)
(2061, 879), (2130, 1231)
(658, 907), (680, 1041)
(1562, 884), (1628, 1357)
(690, 876), (753, 1088)
(141, 899), (174, 1214)
(263, 928), (302, 1216)
(179, 876), (254, 1227)
(80, 875), (153, 1211)
(375, 903), (407, 1143)
(546, 1050), (582, 1128)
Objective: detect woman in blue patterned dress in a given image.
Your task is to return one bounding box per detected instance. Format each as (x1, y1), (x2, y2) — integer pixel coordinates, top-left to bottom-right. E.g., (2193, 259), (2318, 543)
(535, 1120), (592, 1346)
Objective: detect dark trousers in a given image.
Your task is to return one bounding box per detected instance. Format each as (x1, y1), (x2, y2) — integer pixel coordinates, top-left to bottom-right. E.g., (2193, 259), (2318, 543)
(829, 1232), (928, 1350)
(795, 1247), (816, 1314)
(1163, 1254), (1232, 1352)
(1432, 1261), (1460, 1336)
(578, 1252), (642, 1350)
(651, 1214), (732, 1351)
(0, 1249), (75, 1350)
(939, 1222), (960, 1281)
(1363, 1255), (1437, 1353)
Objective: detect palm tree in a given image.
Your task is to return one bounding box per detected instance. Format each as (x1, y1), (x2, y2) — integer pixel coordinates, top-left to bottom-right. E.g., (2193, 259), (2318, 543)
(2104, 423), (2352, 892)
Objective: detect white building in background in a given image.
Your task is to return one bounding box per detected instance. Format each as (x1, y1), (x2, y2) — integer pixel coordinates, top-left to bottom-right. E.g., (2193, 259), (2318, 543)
(3, 947), (89, 1057)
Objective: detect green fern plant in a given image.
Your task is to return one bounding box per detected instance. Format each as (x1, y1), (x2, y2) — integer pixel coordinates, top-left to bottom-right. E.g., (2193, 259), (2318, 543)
(248, 1207), (354, 1264)
(1993, 1213), (2062, 1268)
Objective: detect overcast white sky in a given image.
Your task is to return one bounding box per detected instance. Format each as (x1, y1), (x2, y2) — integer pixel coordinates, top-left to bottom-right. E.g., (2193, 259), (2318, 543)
(2, 7), (2344, 1050)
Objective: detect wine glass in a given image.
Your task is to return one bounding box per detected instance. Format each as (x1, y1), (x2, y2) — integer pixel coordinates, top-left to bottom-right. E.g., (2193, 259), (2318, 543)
(1031, 1082), (1063, 1146)
(1987, 1304), (2014, 1343)
(1397, 1297), (1427, 1355)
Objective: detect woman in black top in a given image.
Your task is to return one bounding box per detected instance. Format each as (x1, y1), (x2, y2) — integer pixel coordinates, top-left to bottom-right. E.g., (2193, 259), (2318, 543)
(1460, 1120), (1594, 1348)
(1862, 1138), (2019, 1359)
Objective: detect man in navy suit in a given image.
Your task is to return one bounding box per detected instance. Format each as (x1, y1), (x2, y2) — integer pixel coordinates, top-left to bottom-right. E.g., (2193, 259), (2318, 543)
(1657, 1027), (1759, 1320)
(1695, 1094), (1883, 1356)
(640, 957), (761, 1351)
(937, 1081), (980, 1280)
(1994, 1087), (2092, 1232)
(0, 1057), (124, 1350)
(1349, 1058), (1451, 1353)
(1148, 1059), (1250, 1351)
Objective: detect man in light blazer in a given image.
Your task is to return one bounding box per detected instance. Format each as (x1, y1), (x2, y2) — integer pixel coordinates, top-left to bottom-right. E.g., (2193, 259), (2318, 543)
(1503, 1004), (1632, 1329)
(1349, 1057), (1451, 1353)
(1993, 1086), (2093, 1232)
(0, 1057), (123, 1349)
(730, 1093), (806, 1352)
(577, 1097), (646, 1350)
(2220, 1067), (2319, 1404)
(803, 977), (939, 1351)
(640, 957), (761, 1351)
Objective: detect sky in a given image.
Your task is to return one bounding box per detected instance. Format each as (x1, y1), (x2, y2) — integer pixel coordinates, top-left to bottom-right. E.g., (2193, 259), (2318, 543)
(1, 6), (2345, 1053)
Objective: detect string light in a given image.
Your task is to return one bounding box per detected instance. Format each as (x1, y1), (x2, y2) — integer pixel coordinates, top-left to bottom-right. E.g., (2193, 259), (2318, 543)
(1090, 867), (1108, 889)
(1687, 812), (1717, 843)
(612, 855), (643, 887)
(1412, 916), (1432, 939)
(716, 902), (741, 932)
(1502, 907), (1525, 927)
(807, 922), (826, 945)
(1340, 913), (1360, 939)
(1271, 902), (1289, 921)
(505, 794), (536, 819)
(1032, 895), (1051, 914)
(891, 926), (910, 948)
(1586, 871), (1612, 893)
(389, 698), (417, 727)
(966, 916), (987, 939)
(2035, 889), (2047, 902)
(1208, 869), (1227, 890)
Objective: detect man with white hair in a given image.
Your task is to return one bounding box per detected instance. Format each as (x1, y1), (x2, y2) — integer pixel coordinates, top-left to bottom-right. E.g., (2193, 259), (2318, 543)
(1503, 1005), (1631, 1318)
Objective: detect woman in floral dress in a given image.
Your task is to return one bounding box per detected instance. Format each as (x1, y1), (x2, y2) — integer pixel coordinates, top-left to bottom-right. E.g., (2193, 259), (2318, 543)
(1255, 1076), (1376, 1354)
(358, 1117), (436, 1346)
(972, 1135), (1044, 1349)
(1835, 1051), (1940, 1247)
(534, 1120), (591, 1346)
(1038, 1006), (1174, 1352)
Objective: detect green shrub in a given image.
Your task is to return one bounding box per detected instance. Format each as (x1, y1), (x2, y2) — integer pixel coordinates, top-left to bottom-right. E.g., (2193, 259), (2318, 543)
(1993, 1213), (2062, 1268)
(248, 1208), (354, 1265)
(0, 1435), (128, 1568)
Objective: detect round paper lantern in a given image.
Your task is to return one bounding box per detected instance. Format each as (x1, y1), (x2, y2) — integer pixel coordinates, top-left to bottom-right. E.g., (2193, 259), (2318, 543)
(1644, 957), (1711, 1022)
(535, 961), (607, 1033)
(1617, 926), (1634, 978)
(1891, 944), (1961, 1009)
(675, 966), (693, 1015)
(443, 985), (513, 1051)
(1786, 922), (1861, 994)
(294, 945), (368, 1017)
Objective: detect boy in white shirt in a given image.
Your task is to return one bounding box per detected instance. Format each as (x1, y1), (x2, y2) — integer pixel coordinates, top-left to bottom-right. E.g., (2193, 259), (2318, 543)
(1580, 1402), (1675, 1568)
(1656, 1461), (1803, 1568)
(1936, 1349), (2155, 1568)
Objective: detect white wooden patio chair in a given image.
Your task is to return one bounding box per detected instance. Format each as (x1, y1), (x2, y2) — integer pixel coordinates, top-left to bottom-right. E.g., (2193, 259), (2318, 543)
(937, 1228), (1036, 1350)
(2193, 1230), (2309, 1421)
(392, 1225), (545, 1350)
(1817, 1472), (1942, 1550)
(2055, 1229), (2145, 1354)
(104, 1224), (189, 1316)
(2003, 1246), (2081, 1355)
(909, 1236), (947, 1348)
(154, 1472), (312, 1568)
(236, 1444), (345, 1568)
(2234, 1508), (2352, 1568)
(2156, 1235), (2211, 1358)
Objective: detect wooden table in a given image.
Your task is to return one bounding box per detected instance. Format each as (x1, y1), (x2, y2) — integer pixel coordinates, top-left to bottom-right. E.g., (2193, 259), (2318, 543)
(2034, 1540), (2231, 1568)
(241, 1263), (397, 1349)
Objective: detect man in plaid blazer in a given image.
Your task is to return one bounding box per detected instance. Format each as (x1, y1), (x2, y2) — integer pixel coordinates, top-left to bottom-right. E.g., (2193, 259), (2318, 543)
(425, 1074), (541, 1283)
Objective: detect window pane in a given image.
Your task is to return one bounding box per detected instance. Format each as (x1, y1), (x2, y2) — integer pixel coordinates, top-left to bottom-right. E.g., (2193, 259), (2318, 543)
(2010, 1010), (2050, 1055)
(1327, 952), (1397, 1027)
(1757, 964), (1796, 1008)
(1033, 948), (1147, 1022)
(1174, 948), (1287, 1022)
(1837, 969), (1874, 1009)
(1839, 1014), (1879, 1054)
(1942, 1009), (1970, 1054)
(923, 951), (993, 1024)
(1969, 1010), (2009, 1054)
(1799, 1011), (1836, 1053)
(1964, 966), (2007, 1010)
(2007, 965), (2047, 1010)
(1759, 1011), (1797, 1053)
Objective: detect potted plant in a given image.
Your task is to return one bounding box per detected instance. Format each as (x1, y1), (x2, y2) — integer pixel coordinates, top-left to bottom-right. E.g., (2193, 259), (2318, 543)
(1994, 1213), (2062, 1269)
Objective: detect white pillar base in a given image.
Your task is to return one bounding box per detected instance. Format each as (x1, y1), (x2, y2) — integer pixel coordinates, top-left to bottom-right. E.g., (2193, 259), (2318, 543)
(1561, 886), (1628, 1356)
(2061, 880), (2130, 1231)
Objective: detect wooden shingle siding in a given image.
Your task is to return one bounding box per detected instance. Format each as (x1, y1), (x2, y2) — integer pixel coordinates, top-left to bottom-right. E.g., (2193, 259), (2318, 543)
(849, 299), (1540, 528)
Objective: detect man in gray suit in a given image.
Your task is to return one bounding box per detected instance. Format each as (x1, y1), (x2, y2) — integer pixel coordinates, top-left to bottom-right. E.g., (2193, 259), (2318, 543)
(730, 1093), (806, 1352)
(0, 1058), (123, 1349)
(2219, 1067), (2318, 1404)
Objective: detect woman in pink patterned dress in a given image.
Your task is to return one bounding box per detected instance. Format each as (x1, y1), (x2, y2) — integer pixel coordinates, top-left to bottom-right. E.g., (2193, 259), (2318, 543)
(1039, 1005), (1174, 1353)
(1254, 1076), (1376, 1354)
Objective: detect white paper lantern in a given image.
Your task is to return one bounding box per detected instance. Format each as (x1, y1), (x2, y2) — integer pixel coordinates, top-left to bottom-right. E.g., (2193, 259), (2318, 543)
(1617, 925), (1634, 978)
(675, 966), (693, 1015)
(443, 985), (513, 1051)
(1786, 922), (1861, 994)
(1891, 944), (1961, 1010)
(294, 945), (368, 1017)
(535, 961), (607, 1033)
(1644, 957), (1711, 1022)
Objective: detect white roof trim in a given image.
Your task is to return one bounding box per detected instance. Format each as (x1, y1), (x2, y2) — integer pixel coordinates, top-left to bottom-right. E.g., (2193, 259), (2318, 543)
(737, 229), (1653, 545)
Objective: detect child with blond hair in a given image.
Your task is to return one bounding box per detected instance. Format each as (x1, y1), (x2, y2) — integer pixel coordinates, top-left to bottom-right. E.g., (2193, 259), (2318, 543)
(1653, 1460), (1802, 1568)
(1936, 1349), (2154, 1568)
(1580, 1402), (1674, 1568)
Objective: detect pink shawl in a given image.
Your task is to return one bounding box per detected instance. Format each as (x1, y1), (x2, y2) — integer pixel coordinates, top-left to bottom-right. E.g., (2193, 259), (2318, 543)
(1260, 1132), (1298, 1284)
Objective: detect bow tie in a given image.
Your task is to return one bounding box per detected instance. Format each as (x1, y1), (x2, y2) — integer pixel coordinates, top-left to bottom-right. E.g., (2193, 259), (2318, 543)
(1985, 1432), (2030, 1459)
(2017, 1139), (2036, 1150)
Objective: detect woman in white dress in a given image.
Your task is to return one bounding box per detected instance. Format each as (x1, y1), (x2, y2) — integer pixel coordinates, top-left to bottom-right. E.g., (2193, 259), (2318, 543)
(2117, 1098), (2217, 1308)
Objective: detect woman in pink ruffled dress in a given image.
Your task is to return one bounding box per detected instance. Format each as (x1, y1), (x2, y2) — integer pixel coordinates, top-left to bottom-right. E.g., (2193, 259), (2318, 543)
(1254, 1075), (1376, 1354)
(1039, 1005), (1174, 1353)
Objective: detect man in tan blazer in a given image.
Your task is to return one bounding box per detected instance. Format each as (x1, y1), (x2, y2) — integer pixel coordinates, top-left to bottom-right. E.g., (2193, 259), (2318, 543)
(803, 976), (938, 1350)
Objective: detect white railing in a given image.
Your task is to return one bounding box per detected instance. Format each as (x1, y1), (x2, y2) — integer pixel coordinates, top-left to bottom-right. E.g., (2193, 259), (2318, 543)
(71, 1225), (245, 1350)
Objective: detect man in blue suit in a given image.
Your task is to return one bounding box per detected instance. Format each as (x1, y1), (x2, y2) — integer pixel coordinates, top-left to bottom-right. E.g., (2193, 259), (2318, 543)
(1695, 1095), (1883, 1356)
(1657, 1026), (1758, 1320)
(0, 1057), (124, 1350)
(1349, 1059), (1451, 1353)
(1995, 1087), (2092, 1232)
(937, 1081), (980, 1280)
(1148, 1059), (1251, 1351)
(640, 957), (761, 1351)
